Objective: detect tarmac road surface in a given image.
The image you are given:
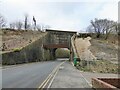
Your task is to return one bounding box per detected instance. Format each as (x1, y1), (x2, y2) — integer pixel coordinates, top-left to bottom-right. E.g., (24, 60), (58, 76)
(2, 60), (64, 88)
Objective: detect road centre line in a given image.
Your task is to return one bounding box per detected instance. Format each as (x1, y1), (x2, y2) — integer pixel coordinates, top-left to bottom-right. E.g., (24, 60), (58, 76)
(47, 67), (59, 89)
(38, 61), (65, 89)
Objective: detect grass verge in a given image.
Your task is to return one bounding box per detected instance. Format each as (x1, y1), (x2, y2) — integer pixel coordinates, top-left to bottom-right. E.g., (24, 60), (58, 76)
(76, 60), (118, 74)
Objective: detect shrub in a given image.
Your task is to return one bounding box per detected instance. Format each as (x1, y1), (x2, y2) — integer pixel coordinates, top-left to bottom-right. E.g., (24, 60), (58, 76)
(13, 47), (22, 52)
(56, 48), (70, 58)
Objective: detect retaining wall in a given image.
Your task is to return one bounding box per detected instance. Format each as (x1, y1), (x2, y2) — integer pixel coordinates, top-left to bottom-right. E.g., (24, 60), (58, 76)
(92, 78), (120, 90)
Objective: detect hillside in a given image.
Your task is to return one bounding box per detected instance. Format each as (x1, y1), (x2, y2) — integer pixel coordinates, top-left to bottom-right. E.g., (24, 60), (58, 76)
(90, 39), (118, 64)
(1, 29), (46, 53)
(74, 37), (118, 73)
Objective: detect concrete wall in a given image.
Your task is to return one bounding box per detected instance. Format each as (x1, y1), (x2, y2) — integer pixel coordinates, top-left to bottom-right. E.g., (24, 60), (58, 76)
(2, 34), (50, 65)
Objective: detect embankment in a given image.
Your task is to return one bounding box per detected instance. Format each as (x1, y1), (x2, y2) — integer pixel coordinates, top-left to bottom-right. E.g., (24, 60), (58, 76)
(1, 31), (50, 65)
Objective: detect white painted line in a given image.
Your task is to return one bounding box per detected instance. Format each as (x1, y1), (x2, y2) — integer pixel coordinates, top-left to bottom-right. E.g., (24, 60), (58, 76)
(71, 62), (74, 66)
(2, 62), (38, 70)
(2, 65), (24, 70)
(2, 61), (50, 70)
(71, 61), (92, 87)
(79, 72), (92, 87)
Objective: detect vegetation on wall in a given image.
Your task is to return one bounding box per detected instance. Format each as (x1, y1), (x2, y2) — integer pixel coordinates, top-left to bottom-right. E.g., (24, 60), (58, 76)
(44, 50), (50, 61)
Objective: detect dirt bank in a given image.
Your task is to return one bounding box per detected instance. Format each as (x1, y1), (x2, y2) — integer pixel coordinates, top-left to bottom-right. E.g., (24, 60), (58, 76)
(74, 37), (118, 74)
(1, 29), (46, 52)
(75, 37), (96, 61)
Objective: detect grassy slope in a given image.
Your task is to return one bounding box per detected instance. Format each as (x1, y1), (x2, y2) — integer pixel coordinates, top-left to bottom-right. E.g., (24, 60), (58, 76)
(77, 60), (118, 74)
(2, 29), (46, 52)
(76, 38), (118, 74)
(90, 39), (118, 62)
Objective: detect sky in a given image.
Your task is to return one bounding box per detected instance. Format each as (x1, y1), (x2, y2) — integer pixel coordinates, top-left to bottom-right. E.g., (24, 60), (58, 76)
(0, 0), (119, 32)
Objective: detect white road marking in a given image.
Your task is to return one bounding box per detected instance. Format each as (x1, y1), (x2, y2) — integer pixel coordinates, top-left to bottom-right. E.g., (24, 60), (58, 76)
(79, 72), (92, 87)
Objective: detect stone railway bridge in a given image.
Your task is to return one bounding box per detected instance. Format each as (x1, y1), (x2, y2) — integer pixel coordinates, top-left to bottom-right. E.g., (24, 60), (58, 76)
(2, 29), (92, 65)
(43, 29), (77, 60)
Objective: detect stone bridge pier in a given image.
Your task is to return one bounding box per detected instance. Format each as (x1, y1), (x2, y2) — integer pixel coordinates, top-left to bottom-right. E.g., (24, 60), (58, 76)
(49, 48), (57, 60)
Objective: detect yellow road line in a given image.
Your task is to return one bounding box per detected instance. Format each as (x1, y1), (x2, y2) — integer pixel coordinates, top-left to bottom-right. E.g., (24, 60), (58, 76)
(43, 61), (65, 88)
(37, 73), (52, 90)
(37, 67), (56, 89)
(47, 67), (59, 88)
(38, 61), (65, 90)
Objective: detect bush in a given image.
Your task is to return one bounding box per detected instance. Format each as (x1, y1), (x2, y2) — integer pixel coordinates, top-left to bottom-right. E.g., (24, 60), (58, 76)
(13, 48), (22, 52)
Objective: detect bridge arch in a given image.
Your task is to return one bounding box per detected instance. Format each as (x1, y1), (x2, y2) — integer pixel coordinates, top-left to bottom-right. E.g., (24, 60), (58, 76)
(55, 48), (70, 59)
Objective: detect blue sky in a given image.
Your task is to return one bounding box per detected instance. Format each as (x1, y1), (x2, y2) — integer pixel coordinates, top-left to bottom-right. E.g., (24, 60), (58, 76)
(0, 0), (118, 32)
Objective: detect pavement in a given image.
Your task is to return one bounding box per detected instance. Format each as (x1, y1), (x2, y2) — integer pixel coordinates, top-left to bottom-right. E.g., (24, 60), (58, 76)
(2, 60), (63, 88)
(80, 72), (118, 84)
(1, 59), (118, 89)
(50, 61), (118, 88)
(50, 61), (92, 88)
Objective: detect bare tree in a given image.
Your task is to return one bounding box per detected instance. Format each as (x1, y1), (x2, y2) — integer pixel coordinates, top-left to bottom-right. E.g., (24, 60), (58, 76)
(26, 24), (32, 30)
(16, 21), (23, 30)
(118, 23), (120, 35)
(91, 18), (102, 38)
(33, 16), (37, 30)
(105, 22), (117, 39)
(36, 24), (41, 31)
(24, 14), (32, 30)
(9, 22), (16, 29)
(114, 22), (119, 34)
(24, 14), (28, 30)
(0, 14), (6, 29)
(91, 18), (116, 39)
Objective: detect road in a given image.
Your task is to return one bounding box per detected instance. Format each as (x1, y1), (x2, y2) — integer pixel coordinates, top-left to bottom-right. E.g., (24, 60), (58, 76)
(51, 61), (92, 88)
(2, 60), (64, 88)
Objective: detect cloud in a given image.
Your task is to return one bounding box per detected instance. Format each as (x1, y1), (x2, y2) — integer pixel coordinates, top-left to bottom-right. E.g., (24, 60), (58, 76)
(3, 0), (119, 3)
(0, 0), (119, 32)
(97, 2), (118, 21)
